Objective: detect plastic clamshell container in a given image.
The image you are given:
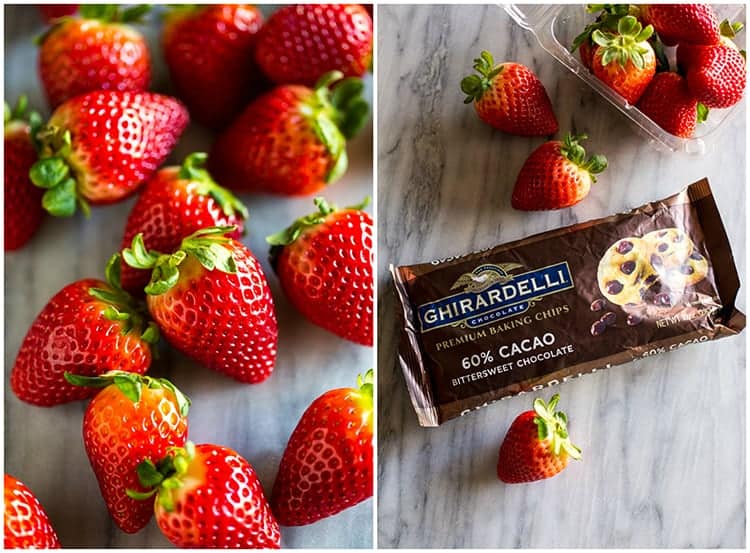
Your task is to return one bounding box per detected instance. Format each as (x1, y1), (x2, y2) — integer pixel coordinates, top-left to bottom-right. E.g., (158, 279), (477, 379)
(505, 4), (746, 155)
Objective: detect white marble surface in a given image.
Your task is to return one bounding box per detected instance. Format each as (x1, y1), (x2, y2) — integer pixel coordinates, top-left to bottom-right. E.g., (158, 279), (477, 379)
(4, 5), (373, 548)
(377, 5), (745, 548)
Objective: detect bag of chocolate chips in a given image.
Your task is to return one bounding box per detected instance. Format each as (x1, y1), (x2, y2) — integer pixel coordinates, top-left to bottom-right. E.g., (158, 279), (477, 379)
(391, 178), (745, 427)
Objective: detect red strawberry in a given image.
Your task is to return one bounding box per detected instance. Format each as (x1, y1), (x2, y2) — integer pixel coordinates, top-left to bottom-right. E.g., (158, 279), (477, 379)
(130, 442), (280, 548)
(119, 153), (248, 295)
(38, 4), (77, 23)
(38, 5), (151, 109)
(271, 370), (373, 526)
(4, 474), (60, 549)
(5, 96), (44, 251)
(11, 256), (157, 407)
(29, 91), (188, 216)
(677, 20), (744, 71)
(497, 394), (581, 484)
(162, 4), (266, 129)
(591, 16), (656, 104)
(122, 227), (278, 384)
(684, 44), (746, 109)
(460, 51), (558, 136)
(209, 72), (368, 196)
(637, 72), (702, 138)
(268, 197), (373, 346)
(579, 39), (596, 70)
(511, 133), (607, 211)
(640, 4), (720, 46)
(66, 371), (190, 533)
(255, 4), (372, 86)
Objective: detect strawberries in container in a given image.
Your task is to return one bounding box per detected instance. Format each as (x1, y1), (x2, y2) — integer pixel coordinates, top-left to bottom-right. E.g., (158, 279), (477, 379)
(38, 4), (151, 109)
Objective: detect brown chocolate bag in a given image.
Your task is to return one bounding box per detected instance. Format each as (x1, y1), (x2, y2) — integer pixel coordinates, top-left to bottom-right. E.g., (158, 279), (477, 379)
(391, 179), (745, 426)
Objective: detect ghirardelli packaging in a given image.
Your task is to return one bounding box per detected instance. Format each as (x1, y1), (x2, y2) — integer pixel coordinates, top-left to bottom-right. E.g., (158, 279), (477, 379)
(391, 179), (745, 427)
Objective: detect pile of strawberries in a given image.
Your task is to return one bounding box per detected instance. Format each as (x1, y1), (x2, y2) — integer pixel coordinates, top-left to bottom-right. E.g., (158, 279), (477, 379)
(5, 4), (373, 549)
(573, 4), (747, 138)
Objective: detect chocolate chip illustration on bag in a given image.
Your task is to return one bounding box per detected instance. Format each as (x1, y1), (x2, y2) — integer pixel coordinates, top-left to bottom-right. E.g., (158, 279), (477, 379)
(391, 178), (745, 427)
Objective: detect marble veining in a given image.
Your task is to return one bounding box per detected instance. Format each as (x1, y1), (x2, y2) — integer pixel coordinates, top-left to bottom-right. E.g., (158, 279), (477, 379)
(377, 5), (745, 548)
(4, 5), (373, 548)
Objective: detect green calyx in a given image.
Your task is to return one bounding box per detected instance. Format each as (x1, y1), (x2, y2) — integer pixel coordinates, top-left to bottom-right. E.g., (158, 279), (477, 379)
(122, 226), (238, 296)
(78, 4), (152, 24)
(532, 394), (582, 460)
(696, 103), (709, 124)
(560, 133), (607, 182)
(357, 369), (374, 402)
(266, 196), (369, 272)
(460, 50), (503, 104)
(178, 152), (248, 221)
(89, 253), (160, 345)
(302, 71), (370, 185)
(5, 95), (43, 148)
(266, 195), (370, 247)
(28, 124), (90, 218)
(571, 4), (632, 54)
(126, 441), (197, 510)
(591, 15), (654, 69)
(63, 370), (191, 417)
(720, 19), (744, 40)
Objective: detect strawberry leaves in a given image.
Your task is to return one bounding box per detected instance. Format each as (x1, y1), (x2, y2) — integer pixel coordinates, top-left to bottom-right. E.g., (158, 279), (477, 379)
(560, 133), (608, 181)
(532, 394), (582, 460)
(461, 50), (503, 103)
(64, 370), (191, 416)
(592, 15), (654, 69)
(178, 152), (248, 220)
(123, 226), (239, 296)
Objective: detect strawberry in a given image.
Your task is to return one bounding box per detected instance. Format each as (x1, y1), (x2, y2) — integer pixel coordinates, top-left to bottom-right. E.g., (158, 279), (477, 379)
(28, 91), (188, 216)
(4, 474), (60, 549)
(11, 255), (157, 407)
(162, 5), (266, 129)
(639, 4), (720, 46)
(122, 227), (278, 384)
(460, 51), (558, 136)
(5, 96), (44, 251)
(637, 72), (703, 138)
(255, 4), (372, 86)
(591, 15), (656, 104)
(129, 442), (280, 548)
(677, 20), (744, 71)
(683, 43), (746, 109)
(119, 153), (248, 295)
(38, 4), (78, 23)
(38, 5), (151, 109)
(267, 197), (373, 346)
(66, 371), (190, 533)
(209, 72), (368, 196)
(511, 133), (607, 211)
(571, 4), (632, 71)
(271, 370), (373, 526)
(497, 394), (581, 484)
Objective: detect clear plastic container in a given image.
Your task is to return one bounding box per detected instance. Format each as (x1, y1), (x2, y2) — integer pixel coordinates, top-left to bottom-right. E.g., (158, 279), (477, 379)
(505, 4), (746, 155)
